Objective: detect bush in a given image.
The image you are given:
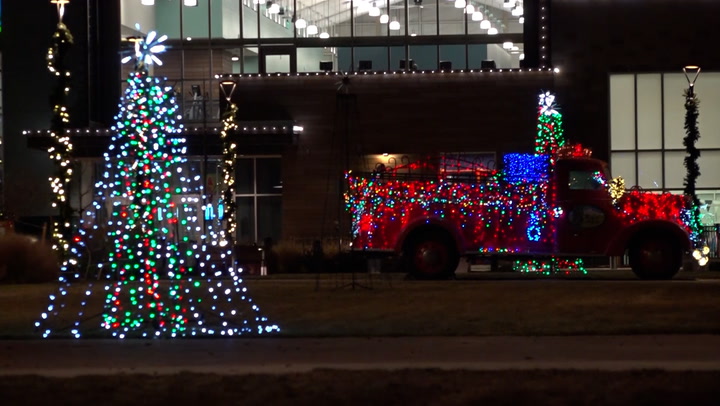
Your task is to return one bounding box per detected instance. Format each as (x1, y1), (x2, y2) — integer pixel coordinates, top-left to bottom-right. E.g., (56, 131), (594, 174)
(0, 234), (60, 284)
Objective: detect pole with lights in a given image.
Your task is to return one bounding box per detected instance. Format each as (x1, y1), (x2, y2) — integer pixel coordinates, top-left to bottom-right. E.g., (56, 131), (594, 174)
(682, 66), (710, 265)
(47, 0), (75, 263)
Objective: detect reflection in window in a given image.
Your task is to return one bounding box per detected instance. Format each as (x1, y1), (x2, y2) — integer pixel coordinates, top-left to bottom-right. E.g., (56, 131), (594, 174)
(568, 171), (606, 191)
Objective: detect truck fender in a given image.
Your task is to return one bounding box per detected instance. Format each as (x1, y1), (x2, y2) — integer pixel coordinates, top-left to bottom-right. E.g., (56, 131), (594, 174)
(605, 220), (691, 256)
(393, 217), (465, 254)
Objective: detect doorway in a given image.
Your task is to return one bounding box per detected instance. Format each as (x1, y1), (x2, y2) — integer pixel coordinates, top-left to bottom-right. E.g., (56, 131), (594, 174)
(259, 46), (297, 74)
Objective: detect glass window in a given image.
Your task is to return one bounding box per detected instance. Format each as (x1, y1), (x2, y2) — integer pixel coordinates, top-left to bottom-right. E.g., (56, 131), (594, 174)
(695, 73), (720, 149)
(662, 73), (686, 149)
(182, 0), (211, 39)
(243, 0), (260, 39)
(211, 0), (241, 39)
(636, 74), (662, 150)
(610, 152), (636, 185)
(610, 74), (636, 150)
(260, 1), (294, 38)
(637, 151), (662, 190)
(439, 0), (463, 35)
(234, 157), (283, 243)
(354, 46), (389, 71)
(298, 47), (337, 72)
(243, 47), (260, 74)
(151, 0), (182, 39)
(235, 158), (255, 194)
(663, 151), (684, 190)
(256, 158), (283, 194)
(257, 196), (282, 242)
(389, 46), (407, 71)
(236, 196), (255, 243)
(568, 171), (605, 191)
(409, 0), (437, 36)
(389, 3), (406, 37)
(409, 45), (437, 70)
(439, 44), (465, 70)
(467, 44), (490, 69)
(353, 0), (386, 37)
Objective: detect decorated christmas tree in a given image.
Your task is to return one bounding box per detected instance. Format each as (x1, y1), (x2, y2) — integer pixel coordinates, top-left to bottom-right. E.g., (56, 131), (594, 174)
(514, 91), (585, 274)
(38, 30), (279, 338)
(534, 91), (566, 161)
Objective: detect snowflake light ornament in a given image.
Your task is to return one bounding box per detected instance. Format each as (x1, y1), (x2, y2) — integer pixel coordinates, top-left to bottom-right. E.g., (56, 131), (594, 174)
(121, 29), (168, 71)
(539, 91), (558, 116)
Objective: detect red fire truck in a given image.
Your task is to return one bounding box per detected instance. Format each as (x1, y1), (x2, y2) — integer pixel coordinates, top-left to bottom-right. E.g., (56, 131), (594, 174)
(345, 145), (694, 280)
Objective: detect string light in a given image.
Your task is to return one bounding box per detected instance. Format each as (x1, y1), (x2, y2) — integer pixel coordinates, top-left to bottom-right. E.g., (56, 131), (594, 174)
(214, 68), (558, 79)
(47, 0), (75, 264)
(345, 92), (692, 275)
(37, 31), (279, 338)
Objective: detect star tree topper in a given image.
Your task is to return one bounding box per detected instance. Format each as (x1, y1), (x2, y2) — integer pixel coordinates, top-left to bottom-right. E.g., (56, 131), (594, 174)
(121, 27), (168, 72)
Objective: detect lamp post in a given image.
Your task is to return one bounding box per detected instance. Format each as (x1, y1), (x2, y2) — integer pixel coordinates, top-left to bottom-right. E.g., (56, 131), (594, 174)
(682, 65), (709, 264)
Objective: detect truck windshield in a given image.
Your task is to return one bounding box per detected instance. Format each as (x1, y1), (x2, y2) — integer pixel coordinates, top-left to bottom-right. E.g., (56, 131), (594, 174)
(568, 170), (606, 191)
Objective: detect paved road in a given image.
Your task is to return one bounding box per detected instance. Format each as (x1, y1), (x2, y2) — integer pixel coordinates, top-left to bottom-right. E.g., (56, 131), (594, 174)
(1, 335), (719, 376)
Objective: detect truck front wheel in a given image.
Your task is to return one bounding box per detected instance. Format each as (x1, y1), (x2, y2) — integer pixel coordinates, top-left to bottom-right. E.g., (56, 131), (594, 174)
(403, 230), (460, 279)
(628, 234), (682, 280)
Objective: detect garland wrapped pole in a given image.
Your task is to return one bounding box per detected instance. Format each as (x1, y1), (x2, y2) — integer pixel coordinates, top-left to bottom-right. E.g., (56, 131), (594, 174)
(682, 65), (709, 265)
(47, 0), (75, 261)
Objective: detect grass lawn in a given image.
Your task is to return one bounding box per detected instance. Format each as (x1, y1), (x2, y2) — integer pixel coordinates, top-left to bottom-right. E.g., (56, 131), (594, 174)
(2, 271), (719, 405)
(3, 270), (720, 338)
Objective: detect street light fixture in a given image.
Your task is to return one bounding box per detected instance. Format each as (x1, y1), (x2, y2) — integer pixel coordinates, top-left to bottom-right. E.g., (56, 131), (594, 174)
(683, 65), (701, 96)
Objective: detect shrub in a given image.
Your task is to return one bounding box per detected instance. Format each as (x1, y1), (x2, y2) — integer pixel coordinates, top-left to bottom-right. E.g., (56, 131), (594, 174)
(0, 234), (60, 284)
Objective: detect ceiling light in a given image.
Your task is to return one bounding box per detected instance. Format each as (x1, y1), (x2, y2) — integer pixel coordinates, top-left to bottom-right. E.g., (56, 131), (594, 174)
(307, 24), (318, 35)
(519, 16), (525, 24)
(231, 56), (240, 62)
(465, 4), (474, 14)
(502, 41), (513, 49)
(380, 14), (389, 24)
(319, 31), (330, 39)
(471, 11), (483, 21)
(519, 53), (525, 60)
(487, 27), (498, 35)
(253, 0), (266, 4)
(503, 0), (516, 8)
(184, 0), (198, 6)
(389, 19), (401, 30)
(479, 19), (491, 30)
(511, 46), (519, 51)
(268, 3), (280, 13)
(454, 0), (466, 9)
(512, 6), (524, 16)
(141, 0), (154, 5)
(369, 3), (381, 16)
(295, 18), (307, 29)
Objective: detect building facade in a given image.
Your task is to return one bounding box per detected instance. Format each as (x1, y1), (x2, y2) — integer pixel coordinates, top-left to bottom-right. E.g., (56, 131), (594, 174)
(2, 0), (720, 251)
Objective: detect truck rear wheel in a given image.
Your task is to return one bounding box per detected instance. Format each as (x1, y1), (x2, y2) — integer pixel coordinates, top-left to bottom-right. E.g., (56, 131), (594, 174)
(403, 230), (459, 280)
(628, 234), (682, 280)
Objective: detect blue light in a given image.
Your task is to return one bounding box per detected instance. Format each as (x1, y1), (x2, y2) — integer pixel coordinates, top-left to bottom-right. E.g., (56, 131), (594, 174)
(503, 153), (549, 184)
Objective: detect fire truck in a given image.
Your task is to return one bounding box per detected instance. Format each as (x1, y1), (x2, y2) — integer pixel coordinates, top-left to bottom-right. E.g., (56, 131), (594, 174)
(345, 95), (695, 280)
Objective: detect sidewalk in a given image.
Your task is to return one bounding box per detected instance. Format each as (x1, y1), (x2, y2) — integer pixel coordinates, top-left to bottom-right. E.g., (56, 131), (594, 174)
(1, 335), (719, 376)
